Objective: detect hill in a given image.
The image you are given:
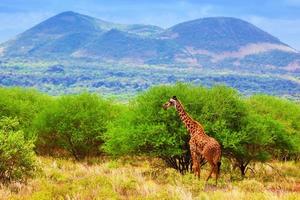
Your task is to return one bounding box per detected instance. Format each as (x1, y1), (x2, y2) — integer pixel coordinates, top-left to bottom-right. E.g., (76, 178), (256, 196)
(0, 11), (300, 98)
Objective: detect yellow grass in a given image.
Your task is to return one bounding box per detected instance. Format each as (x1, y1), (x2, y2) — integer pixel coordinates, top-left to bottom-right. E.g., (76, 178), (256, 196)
(0, 157), (300, 200)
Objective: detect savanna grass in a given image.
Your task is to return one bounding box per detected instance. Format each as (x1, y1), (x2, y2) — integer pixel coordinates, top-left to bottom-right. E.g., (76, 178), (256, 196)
(1, 157), (299, 200)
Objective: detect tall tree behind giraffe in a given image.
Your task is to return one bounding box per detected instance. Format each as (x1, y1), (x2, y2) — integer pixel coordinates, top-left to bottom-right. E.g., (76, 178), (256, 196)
(163, 96), (222, 185)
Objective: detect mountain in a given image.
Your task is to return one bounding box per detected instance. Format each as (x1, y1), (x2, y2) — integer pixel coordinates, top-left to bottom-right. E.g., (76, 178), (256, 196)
(1, 12), (299, 67)
(160, 17), (300, 71)
(1, 12), (299, 71)
(0, 11), (164, 58)
(0, 11), (300, 98)
(163, 17), (283, 52)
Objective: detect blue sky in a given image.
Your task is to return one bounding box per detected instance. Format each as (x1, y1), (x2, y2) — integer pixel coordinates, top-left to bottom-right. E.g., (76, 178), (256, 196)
(1, 0), (300, 49)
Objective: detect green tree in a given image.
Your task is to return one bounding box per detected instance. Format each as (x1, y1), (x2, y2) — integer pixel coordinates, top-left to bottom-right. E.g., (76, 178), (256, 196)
(228, 114), (296, 176)
(0, 117), (37, 183)
(103, 83), (195, 173)
(104, 84), (299, 176)
(34, 93), (118, 159)
(246, 95), (300, 160)
(103, 84), (248, 173)
(0, 87), (52, 139)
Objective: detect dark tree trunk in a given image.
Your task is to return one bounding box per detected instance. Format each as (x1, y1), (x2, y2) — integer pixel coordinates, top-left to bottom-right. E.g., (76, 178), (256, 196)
(162, 151), (192, 174)
(238, 161), (250, 177)
(239, 165), (246, 177)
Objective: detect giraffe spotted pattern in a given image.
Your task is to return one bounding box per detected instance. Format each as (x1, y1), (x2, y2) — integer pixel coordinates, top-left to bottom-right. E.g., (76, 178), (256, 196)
(163, 96), (222, 185)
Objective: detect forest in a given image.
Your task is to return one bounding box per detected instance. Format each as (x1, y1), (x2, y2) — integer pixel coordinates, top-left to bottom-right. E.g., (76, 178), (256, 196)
(1, 60), (300, 100)
(0, 83), (300, 199)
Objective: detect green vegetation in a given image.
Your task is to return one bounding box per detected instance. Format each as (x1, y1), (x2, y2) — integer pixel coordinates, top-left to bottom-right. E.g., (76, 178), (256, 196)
(0, 117), (37, 183)
(104, 84), (299, 176)
(0, 87), (51, 139)
(33, 93), (119, 159)
(1, 157), (300, 199)
(246, 95), (300, 160)
(1, 59), (300, 100)
(0, 84), (299, 199)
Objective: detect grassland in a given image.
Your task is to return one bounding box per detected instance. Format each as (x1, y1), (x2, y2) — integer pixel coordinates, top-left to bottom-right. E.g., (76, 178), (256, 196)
(1, 157), (299, 200)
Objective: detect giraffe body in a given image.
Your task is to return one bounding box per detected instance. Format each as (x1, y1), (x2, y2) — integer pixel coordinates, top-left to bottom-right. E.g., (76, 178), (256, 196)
(163, 96), (222, 185)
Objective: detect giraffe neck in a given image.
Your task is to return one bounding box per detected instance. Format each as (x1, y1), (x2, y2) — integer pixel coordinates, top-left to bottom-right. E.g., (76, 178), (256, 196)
(174, 100), (206, 136)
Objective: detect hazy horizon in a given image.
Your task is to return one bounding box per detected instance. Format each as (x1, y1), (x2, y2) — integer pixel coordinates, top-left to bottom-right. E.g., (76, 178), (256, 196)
(1, 0), (300, 50)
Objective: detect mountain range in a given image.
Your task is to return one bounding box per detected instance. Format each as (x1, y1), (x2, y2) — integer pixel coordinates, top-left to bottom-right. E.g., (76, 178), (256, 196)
(0, 11), (300, 98)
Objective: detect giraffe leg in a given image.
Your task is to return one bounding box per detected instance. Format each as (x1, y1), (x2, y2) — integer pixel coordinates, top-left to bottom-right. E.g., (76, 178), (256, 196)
(214, 167), (218, 185)
(196, 156), (201, 179)
(191, 152), (199, 177)
(205, 162), (216, 183)
(192, 156), (198, 177)
(197, 156), (205, 179)
(195, 164), (200, 179)
(197, 163), (201, 179)
(214, 163), (219, 185)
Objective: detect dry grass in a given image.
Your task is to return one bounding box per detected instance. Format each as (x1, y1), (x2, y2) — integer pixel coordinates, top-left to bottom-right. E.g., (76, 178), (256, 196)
(0, 157), (300, 200)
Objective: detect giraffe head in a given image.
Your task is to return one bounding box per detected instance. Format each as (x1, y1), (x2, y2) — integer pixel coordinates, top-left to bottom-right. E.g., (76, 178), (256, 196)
(163, 96), (178, 110)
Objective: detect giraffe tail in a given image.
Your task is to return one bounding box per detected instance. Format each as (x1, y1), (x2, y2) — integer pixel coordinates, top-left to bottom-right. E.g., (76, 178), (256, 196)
(217, 161), (221, 175)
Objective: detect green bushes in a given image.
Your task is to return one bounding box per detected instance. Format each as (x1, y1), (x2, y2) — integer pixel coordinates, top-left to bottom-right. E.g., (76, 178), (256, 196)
(103, 84), (194, 173)
(0, 87), (52, 139)
(103, 84), (251, 172)
(103, 83), (300, 176)
(33, 93), (119, 159)
(0, 117), (37, 183)
(246, 95), (300, 160)
(0, 85), (299, 178)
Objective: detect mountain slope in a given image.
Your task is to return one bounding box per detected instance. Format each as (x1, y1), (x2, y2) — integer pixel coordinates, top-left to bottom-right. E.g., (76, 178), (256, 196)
(1, 12), (299, 70)
(0, 11), (300, 98)
(72, 29), (183, 64)
(0, 11), (164, 58)
(162, 17), (285, 52)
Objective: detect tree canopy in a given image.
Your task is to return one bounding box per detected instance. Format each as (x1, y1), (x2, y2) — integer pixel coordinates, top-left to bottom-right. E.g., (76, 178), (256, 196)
(33, 93), (119, 159)
(103, 83), (300, 175)
(0, 85), (299, 176)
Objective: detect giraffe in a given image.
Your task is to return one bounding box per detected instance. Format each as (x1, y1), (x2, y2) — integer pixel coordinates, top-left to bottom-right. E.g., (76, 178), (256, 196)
(163, 96), (222, 185)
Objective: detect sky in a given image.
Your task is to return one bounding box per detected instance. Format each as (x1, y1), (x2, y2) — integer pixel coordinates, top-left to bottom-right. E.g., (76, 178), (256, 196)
(0, 0), (300, 50)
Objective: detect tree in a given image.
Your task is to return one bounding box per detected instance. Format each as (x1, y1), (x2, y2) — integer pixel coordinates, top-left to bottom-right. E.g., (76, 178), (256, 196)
(33, 93), (118, 159)
(0, 117), (37, 183)
(103, 84), (248, 173)
(0, 87), (52, 139)
(104, 83), (300, 176)
(246, 95), (300, 160)
(103, 84), (194, 173)
(228, 114), (296, 176)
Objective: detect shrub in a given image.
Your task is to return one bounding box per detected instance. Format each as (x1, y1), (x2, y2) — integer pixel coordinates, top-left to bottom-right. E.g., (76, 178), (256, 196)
(103, 83), (200, 173)
(246, 95), (300, 160)
(0, 87), (52, 139)
(0, 117), (37, 183)
(34, 93), (118, 159)
(104, 83), (300, 176)
(103, 83), (248, 173)
(228, 114), (295, 176)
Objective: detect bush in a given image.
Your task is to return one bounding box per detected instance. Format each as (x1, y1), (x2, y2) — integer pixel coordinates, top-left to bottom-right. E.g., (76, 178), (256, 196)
(0, 117), (37, 183)
(104, 83), (300, 176)
(228, 114), (295, 176)
(34, 93), (119, 159)
(0, 87), (52, 139)
(246, 95), (300, 160)
(103, 83), (248, 173)
(103, 83), (200, 173)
